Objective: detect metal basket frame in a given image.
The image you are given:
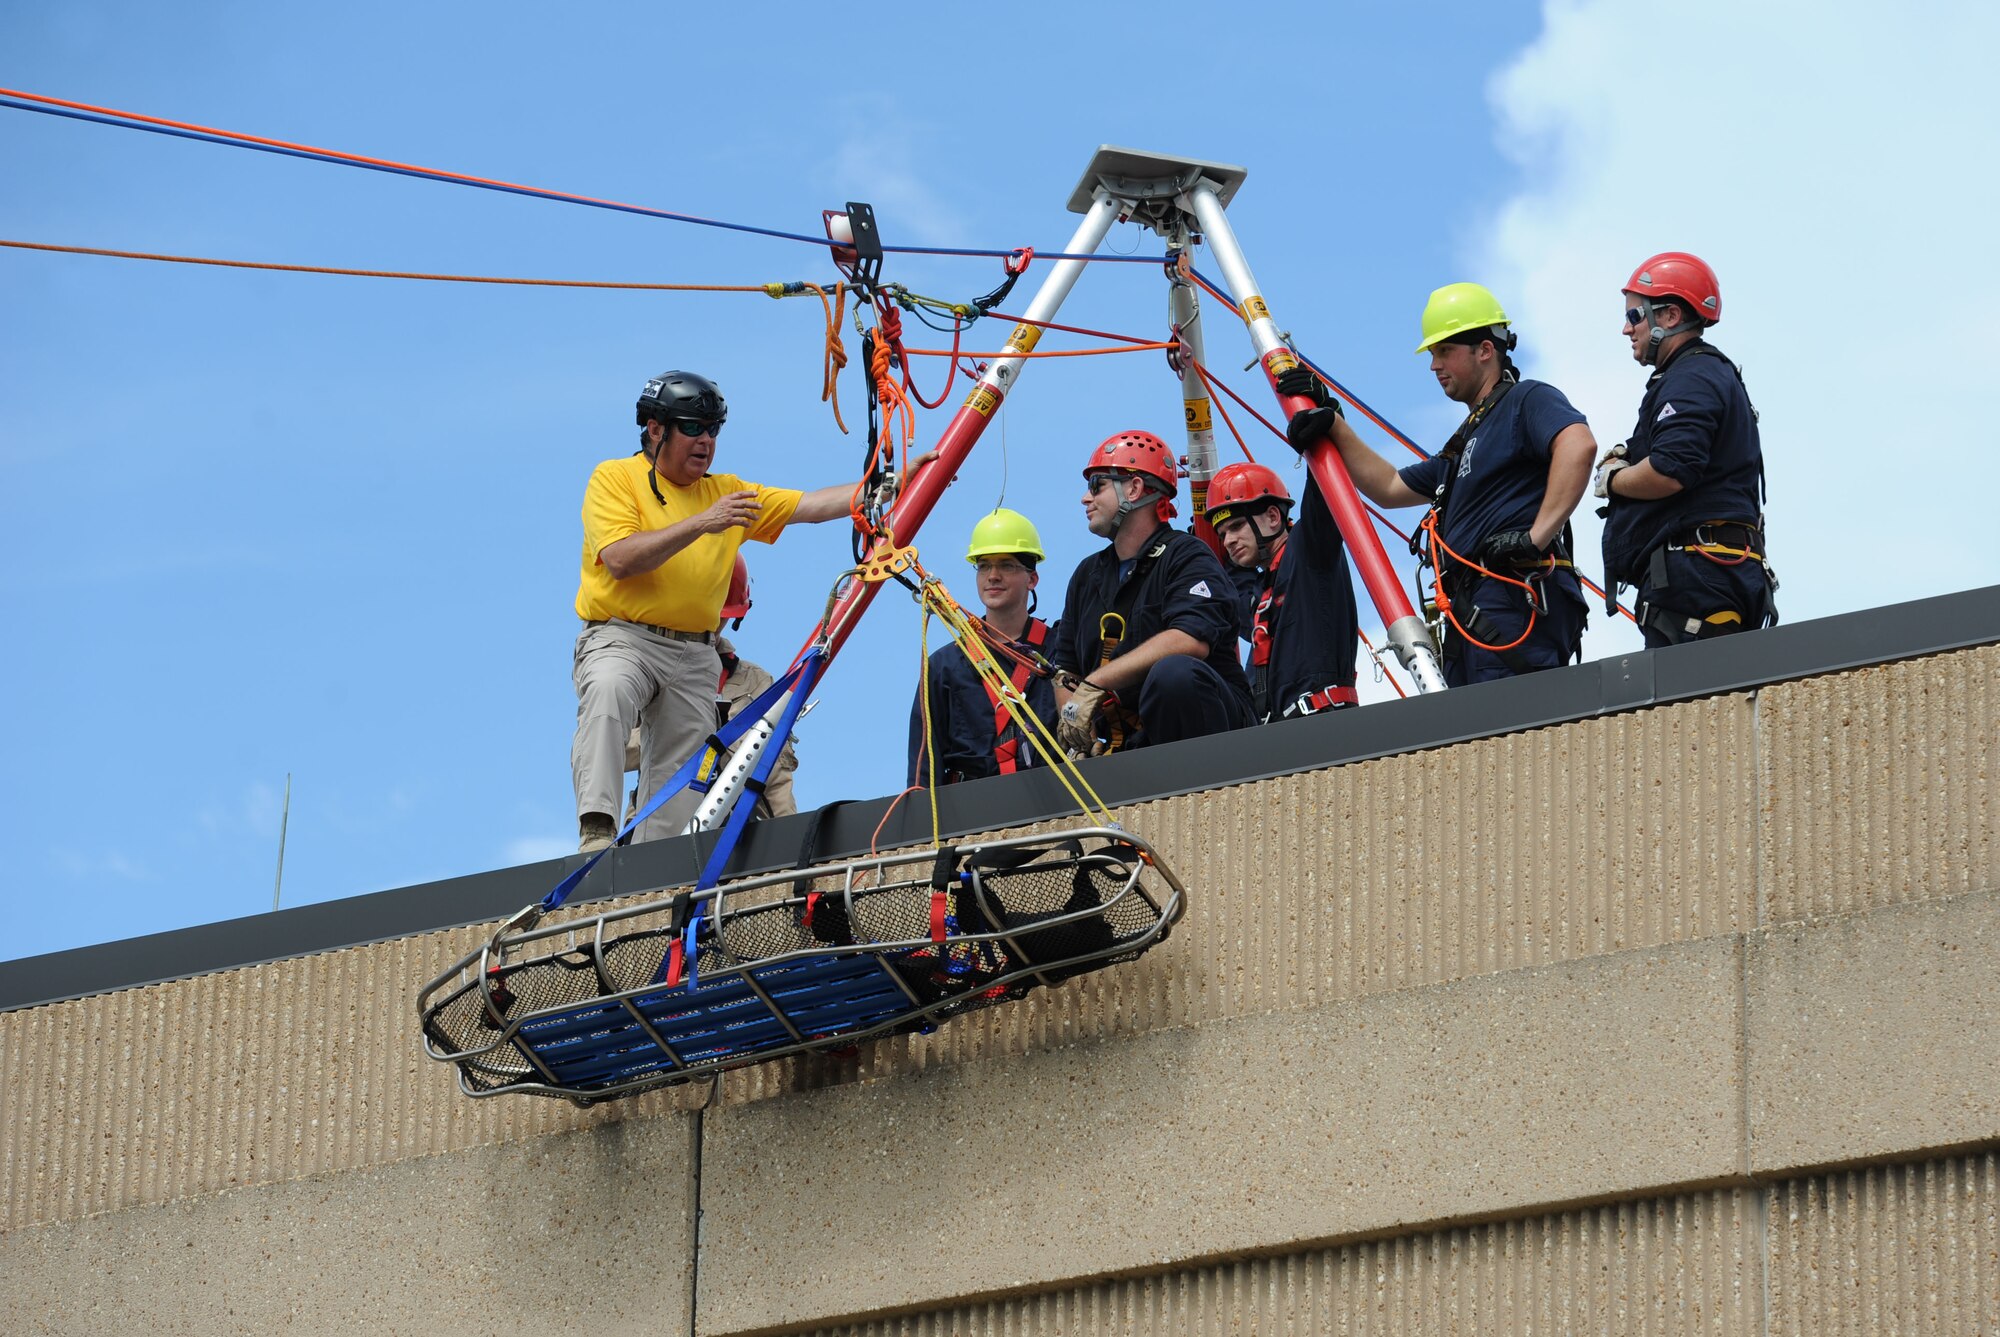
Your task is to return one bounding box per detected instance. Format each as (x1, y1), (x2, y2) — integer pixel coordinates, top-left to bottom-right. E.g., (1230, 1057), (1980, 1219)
(416, 827), (1185, 1104)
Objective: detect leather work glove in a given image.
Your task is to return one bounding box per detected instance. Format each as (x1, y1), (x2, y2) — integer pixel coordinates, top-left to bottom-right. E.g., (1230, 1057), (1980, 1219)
(1274, 365), (1330, 406)
(1592, 443), (1631, 499)
(1479, 529), (1544, 567)
(1285, 405), (1344, 457)
(1057, 680), (1109, 755)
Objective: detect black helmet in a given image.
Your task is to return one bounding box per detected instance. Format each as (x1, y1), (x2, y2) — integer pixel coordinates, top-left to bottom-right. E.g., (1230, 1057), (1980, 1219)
(635, 370), (728, 428)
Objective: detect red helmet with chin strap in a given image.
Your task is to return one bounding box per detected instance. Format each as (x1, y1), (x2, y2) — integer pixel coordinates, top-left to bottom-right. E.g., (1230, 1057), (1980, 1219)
(1083, 430), (1181, 521)
(1625, 252), (1721, 325)
(720, 553), (752, 624)
(1204, 462), (1292, 528)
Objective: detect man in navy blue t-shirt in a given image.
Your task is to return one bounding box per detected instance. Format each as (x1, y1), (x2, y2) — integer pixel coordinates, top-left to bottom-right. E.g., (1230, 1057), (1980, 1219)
(1284, 283), (1597, 687)
(1595, 252), (1776, 647)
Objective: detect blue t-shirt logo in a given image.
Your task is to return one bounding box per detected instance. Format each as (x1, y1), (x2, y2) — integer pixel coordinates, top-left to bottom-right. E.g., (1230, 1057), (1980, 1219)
(1457, 436), (1478, 478)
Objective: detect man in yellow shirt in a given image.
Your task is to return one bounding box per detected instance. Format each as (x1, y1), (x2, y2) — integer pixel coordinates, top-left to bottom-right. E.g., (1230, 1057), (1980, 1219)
(572, 369), (857, 851)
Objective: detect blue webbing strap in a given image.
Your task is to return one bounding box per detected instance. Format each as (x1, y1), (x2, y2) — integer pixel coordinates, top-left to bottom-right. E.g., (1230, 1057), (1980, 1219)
(537, 653), (818, 915)
(674, 651), (824, 991)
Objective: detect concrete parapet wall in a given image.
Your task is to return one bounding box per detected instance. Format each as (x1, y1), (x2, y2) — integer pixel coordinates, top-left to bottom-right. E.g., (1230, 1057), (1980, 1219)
(2, 642), (1996, 1333)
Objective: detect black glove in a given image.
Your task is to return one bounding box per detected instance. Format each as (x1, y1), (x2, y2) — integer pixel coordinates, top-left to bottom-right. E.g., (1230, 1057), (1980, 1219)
(1274, 365), (1330, 406)
(1479, 529), (1544, 567)
(1285, 406), (1342, 456)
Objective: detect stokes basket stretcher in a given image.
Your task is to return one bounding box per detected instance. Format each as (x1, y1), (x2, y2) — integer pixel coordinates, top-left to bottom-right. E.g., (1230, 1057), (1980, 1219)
(417, 827), (1184, 1103)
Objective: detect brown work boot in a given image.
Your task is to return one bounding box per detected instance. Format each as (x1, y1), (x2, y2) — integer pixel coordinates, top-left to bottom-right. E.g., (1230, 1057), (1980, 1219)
(578, 812), (617, 853)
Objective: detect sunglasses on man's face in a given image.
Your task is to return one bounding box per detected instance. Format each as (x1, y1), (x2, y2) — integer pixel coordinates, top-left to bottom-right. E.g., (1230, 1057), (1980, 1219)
(672, 418), (722, 440)
(1085, 473), (1125, 495)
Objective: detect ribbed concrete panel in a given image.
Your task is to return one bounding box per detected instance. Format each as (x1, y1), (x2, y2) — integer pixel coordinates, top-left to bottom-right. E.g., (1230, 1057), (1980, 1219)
(1747, 887), (2000, 1176)
(1, 692), (1764, 1229)
(0, 1116), (698, 1337)
(718, 694), (1756, 1106)
(806, 1189), (1759, 1337)
(695, 937), (1745, 1334)
(1768, 1153), (2000, 1335)
(1761, 644), (2000, 924)
(0, 924), (698, 1233)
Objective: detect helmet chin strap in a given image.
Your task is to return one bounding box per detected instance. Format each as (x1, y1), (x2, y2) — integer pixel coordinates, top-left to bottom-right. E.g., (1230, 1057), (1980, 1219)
(1113, 476), (1168, 525)
(1633, 297), (1695, 366)
(1254, 513), (1288, 566)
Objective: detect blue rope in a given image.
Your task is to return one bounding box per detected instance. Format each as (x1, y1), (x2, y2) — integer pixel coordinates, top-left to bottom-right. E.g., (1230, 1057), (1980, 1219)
(1298, 351), (1431, 460)
(536, 651), (816, 914)
(0, 96), (1166, 265)
(1189, 266), (1431, 461)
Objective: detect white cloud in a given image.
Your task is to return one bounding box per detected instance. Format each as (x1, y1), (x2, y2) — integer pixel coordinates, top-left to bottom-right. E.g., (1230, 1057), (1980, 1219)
(1479, 1), (2000, 659)
(823, 97), (969, 248)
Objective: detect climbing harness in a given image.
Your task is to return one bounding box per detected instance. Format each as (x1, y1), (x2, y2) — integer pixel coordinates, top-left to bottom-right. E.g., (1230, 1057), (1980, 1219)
(1401, 376), (1579, 673)
(1633, 520), (1779, 644)
(1281, 683), (1360, 718)
(985, 618), (1050, 776)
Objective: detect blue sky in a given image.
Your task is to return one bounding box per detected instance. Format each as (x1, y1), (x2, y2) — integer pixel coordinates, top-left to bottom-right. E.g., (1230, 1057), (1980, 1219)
(5, 2), (1995, 961)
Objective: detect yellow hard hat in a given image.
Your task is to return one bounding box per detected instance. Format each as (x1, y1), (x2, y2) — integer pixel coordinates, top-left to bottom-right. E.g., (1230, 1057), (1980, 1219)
(965, 508), (1046, 563)
(1416, 282), (1511, 353)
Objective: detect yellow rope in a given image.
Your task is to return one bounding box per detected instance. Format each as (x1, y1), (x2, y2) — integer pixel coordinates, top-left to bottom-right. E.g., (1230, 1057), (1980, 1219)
(908, 561), (1118, 827)
(918, 601), (942, 849)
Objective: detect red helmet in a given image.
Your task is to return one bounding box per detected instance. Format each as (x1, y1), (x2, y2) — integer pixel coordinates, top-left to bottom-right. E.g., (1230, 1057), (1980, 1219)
(1084, 430), (1179, 490)
(1204, 462), (1292, 528)
(1083, 430), (1181, 520)
(1625, 252), (1721, 326)
(720, 553), (752, 623)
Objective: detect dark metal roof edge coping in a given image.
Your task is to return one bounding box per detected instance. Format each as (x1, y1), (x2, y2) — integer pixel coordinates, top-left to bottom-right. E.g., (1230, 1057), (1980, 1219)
(5, 581), (1996, 1012)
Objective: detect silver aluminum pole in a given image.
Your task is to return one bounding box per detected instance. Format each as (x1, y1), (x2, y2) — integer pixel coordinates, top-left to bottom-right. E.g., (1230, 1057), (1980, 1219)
(1182, 182), (1448, 693)
(1166, 255), (1219, 504)
(978, 190), (1124, 407)
(272, 772), (290, 911)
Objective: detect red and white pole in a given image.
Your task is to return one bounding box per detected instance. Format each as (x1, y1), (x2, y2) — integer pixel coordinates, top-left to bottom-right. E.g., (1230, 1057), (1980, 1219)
(1181, 182), (1447, 693)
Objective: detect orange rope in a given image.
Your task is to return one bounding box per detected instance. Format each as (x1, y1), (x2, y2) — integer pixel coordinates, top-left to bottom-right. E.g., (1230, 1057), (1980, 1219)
(3, 237), (856, 436)
(852, 334), (917, 537)
(1419, 512), (1544, 654)
(1186, 359), (1259, 463)
(899, 341), (1176, 358)
(811, 282), (849, 434)
(0, 237), (777, 290)
(1356, 628), (1410, 699)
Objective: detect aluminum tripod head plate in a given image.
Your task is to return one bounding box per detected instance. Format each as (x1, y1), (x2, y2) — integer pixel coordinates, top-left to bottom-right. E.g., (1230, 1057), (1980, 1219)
(1066, 146), (1248, 231)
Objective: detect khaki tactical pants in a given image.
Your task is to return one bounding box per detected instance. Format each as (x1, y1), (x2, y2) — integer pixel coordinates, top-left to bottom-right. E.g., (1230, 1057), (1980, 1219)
(571, 620), (721, 844)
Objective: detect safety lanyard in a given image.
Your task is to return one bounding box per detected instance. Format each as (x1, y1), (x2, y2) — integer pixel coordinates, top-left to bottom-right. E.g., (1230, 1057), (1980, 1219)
(1086, 535), (1169, 667)
(1248, 537), (1287, 668)
(983, 619), (1049, 774)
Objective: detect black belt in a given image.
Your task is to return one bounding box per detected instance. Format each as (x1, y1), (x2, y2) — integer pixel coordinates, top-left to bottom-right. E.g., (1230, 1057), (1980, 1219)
(1672, 521), (1763, 554)
(588, 618), (714, 644)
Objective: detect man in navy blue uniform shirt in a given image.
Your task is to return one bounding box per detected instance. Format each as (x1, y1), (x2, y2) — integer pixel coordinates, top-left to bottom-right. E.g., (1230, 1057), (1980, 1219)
(1595, 252), (1776, 646)
(1199, 460), (1359, 721)
(907, 509), (1060, 785)
(1286, 283), (1597, 687)
(1050, 430), (1253, 754)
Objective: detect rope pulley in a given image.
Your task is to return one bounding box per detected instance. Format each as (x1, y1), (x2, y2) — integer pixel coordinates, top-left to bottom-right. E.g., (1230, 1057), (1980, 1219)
(823, 201), (884, 289)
